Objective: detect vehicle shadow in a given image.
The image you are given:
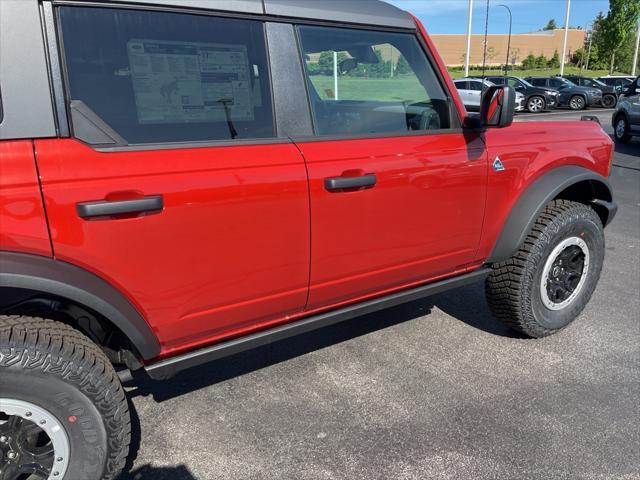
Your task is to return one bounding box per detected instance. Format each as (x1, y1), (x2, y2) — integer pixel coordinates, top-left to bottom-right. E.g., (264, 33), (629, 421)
(127, 282), (519, 404)
(117, 464), (197, 480)
(121, 281), (522, 476)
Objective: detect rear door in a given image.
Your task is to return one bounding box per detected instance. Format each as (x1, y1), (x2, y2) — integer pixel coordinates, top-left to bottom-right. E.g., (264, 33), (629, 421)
(294, 25), (487, 309)
(35, 6), (310, 352)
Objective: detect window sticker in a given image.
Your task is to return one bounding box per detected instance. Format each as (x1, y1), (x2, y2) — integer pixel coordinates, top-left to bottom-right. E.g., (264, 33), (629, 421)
(127, 39), (253, 124)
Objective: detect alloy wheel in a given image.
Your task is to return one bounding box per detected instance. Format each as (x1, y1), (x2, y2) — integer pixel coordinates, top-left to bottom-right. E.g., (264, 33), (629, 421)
(527, 97), (544, 113)
(0, 399), (69, 480)
(540, 237), (590, 310)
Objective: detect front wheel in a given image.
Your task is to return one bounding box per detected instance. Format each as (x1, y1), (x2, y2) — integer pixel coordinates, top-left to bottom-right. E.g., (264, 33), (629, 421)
(486, 200), (605, 338)
(527, 96), (546, 113)
(569, 95), (586, 110)
(0, 316), (130, 480)
(614, 115), (631, 143)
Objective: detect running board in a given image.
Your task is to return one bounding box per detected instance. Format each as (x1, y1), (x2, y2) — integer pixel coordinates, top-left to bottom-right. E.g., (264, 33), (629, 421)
(145, 268), (490, 380)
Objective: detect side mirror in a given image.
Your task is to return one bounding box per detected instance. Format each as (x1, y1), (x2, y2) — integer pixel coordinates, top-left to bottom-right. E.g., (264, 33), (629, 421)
(480, 85), (515, 128)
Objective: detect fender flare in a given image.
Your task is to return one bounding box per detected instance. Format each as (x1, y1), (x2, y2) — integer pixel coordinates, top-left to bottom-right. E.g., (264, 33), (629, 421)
(0, 252), (160, 360)
(487, 166), (616, 264)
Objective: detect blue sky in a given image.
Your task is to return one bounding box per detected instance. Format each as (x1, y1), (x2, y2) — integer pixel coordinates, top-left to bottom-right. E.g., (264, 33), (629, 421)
(384, 0), (610, 34)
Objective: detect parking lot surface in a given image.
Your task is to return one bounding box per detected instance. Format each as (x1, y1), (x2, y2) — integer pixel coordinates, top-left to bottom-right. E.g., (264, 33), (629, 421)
(122, 109), (640, 480)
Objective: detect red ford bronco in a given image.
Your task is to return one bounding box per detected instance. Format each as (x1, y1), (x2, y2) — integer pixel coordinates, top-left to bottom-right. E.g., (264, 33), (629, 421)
(0, 1), (617, 478)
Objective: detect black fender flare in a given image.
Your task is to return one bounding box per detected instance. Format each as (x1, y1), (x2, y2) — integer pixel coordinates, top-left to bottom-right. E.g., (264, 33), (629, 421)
(487, 166), (616, 263)
(0, 252), (160, 360)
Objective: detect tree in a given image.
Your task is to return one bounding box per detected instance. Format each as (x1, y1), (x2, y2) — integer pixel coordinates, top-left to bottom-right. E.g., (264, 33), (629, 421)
(548, 50), (561, 68)
(535, 54), (548, 69)
(522, 53), (537, 69)
(600, 0), (640, 73)
(543, 19), (557, 30)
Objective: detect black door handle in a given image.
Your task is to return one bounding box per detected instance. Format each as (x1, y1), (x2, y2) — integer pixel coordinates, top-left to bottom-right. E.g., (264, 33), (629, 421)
(77, 195), (163, 219)
(324, 174), (377, 192)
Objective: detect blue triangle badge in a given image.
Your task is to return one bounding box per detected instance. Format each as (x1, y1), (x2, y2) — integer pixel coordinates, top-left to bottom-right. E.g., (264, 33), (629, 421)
(493, 156), (505, 172)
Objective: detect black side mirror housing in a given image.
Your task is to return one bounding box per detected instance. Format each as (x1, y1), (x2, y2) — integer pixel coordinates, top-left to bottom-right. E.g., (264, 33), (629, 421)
(480, 85), (515, 128)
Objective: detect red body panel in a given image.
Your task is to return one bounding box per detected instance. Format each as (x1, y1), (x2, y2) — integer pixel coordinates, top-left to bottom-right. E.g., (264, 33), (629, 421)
(297, 132), (487, 309)
(1, 14), (614, 361)
(34, 139), (311, 351)
(476, 121), (614, 260)
(0, 141), (52, 257)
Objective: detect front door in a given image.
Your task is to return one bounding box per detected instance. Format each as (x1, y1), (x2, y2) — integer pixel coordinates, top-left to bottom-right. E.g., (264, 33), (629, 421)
(295, 25), (487, 309)
(36, 6), (310, 354)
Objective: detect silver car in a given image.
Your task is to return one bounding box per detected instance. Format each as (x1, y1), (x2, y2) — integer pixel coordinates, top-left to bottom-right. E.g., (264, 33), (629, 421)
(612, 76), (640, 143)
(454, 77), (524, 112)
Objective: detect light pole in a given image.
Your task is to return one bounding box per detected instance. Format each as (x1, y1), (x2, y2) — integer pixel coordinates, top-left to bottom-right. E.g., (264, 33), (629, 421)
(633, 19), (639, 76)
(560, 0), (571, 76)
(464, 0), (474, 77)
(497, 4), (512, 76)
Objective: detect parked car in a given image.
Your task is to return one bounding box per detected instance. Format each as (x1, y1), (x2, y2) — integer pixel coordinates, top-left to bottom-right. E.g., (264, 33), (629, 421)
(563, 75), (618, 108)
(525, 76), (602, 110)
(597, 75), (635, 94)
(0, 1), (617, 478)
(612, 76), (640, 143)
(453, 77), (494, 111)
(483, 75), (559, 113)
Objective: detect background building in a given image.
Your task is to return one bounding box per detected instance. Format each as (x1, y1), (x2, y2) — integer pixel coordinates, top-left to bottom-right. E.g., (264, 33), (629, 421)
(430, 29), (587, 66)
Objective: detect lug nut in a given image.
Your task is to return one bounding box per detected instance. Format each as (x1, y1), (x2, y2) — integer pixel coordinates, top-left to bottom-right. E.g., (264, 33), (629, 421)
(7, 452), (17, 460)
(0, 435), (7, 443)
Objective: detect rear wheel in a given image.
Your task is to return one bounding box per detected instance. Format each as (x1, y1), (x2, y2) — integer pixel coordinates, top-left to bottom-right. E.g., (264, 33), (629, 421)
(614, 115), (631, 143)
(527, 96), (545, 113)
(602, 94), (617, 108)
(569, 95), (586, 110)
(486, 200), (604, 338)
(0, 316), (130, 480)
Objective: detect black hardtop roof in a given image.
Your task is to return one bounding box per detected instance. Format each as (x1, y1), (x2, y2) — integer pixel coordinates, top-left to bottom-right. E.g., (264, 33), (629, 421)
(87, 0), (416, 29)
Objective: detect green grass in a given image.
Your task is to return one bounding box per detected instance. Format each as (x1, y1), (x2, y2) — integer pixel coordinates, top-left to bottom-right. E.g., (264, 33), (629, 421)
(309, 75), (428, 102)
(447, 66), (629, 79)
(307, 67), (631, 103)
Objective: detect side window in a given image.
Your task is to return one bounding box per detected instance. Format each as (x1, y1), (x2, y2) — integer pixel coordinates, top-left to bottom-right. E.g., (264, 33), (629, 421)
(506, 78), (519, 88)
(297, 25), (452, 136)
(530, 78), (545, 87)
(468, 81), (483, 91)
(58, 7), (275, 145)
(454, 81), (468, 90)
(550, 78), (563, 88)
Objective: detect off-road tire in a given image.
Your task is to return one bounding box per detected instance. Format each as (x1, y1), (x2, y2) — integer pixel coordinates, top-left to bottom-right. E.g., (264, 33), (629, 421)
(0, 316), (130, 480)
(486, 200), (605, 338)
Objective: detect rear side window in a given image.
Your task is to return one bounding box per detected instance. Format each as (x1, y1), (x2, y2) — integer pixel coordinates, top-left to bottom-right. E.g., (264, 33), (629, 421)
(454, 81), (469, 90)
(297, 25), (452, 136)
(58, 7), (274, 145)
(468, 81), (483, 91)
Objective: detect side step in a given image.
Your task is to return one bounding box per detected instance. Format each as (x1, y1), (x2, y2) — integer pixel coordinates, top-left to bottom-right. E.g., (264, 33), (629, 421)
(145, 267), (490, 380)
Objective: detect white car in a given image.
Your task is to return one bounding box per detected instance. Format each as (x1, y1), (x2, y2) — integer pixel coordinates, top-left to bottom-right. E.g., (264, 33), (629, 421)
(515, 91), (526, 112)
(453, 77), (493, 111)
(454, 77), (524, 112)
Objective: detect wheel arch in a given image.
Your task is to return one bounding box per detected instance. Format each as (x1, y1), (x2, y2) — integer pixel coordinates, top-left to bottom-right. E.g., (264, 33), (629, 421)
(0, 251), (161, 361)
(487, 166), (616, 264)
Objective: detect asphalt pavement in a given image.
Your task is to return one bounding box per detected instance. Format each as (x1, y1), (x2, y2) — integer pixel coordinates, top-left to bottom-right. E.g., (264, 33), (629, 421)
(121, 109), (640, 480)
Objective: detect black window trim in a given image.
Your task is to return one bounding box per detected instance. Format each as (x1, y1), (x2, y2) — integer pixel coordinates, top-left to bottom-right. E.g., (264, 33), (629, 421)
(48, 0), (471, 151)
(292, 23), (463, 143)
(54, 2), (283, 149)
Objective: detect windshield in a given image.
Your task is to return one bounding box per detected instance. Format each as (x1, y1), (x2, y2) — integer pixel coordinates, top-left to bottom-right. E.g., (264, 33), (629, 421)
(516, 77), (534, 88)
(560, 78), (577, 87)
(589, 78), (606, 87)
